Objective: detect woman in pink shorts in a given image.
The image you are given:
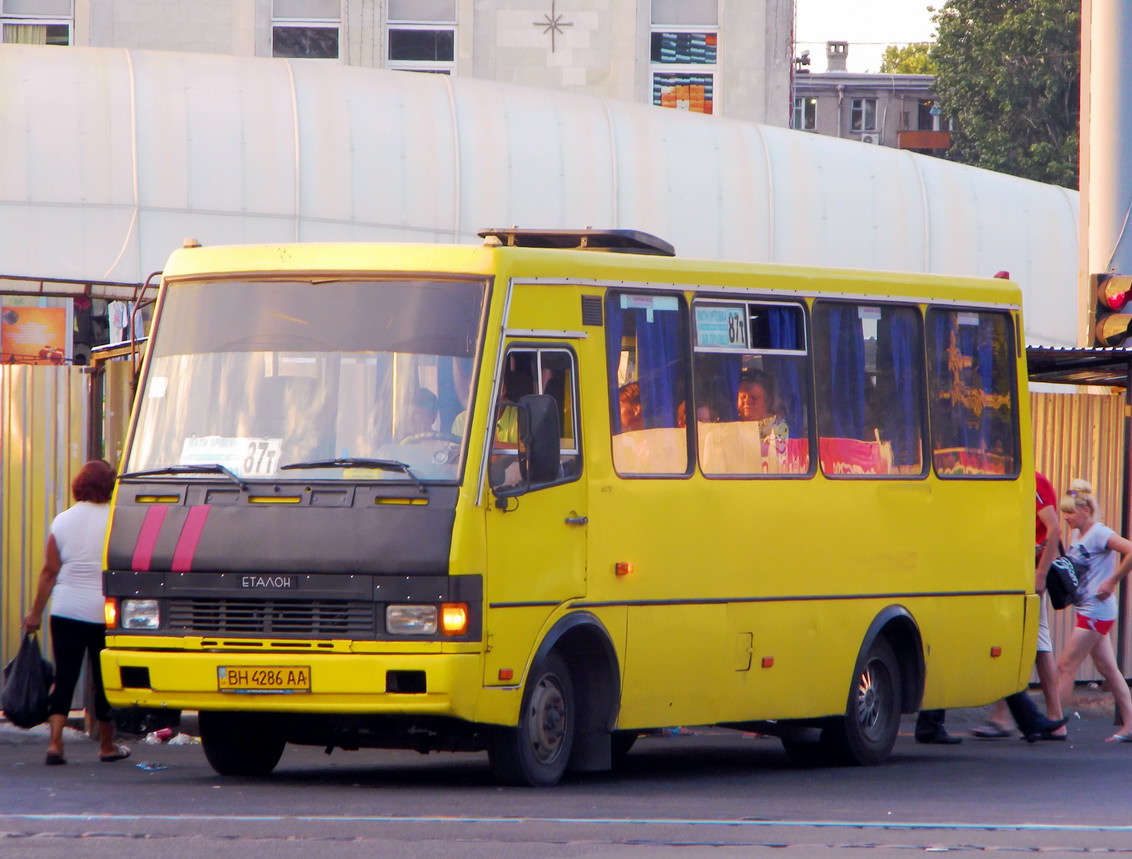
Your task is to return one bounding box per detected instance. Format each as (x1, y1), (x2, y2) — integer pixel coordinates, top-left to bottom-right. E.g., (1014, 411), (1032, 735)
(1057, 480), (1132, 742)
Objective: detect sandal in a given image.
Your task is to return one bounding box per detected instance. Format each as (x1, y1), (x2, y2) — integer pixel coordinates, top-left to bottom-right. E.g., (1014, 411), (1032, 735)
(44, 752), (66, 766)
(1104, 733), (1132, 744)
(971, 722), (1012, 739)
(99, 744), (132, 762)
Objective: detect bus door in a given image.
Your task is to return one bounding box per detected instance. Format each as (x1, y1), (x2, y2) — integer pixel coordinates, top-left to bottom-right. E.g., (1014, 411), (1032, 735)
(482, 345), (587, 684)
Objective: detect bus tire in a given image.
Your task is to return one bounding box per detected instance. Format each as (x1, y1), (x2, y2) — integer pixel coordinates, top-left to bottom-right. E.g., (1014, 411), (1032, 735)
(488, 652), (574, 787)
(199, 711), (285, 776)
(825, 636), (902, 766)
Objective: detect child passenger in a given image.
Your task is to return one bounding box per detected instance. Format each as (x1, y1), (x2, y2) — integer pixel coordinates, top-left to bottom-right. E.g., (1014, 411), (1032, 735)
(1057, 479), (1132, 742)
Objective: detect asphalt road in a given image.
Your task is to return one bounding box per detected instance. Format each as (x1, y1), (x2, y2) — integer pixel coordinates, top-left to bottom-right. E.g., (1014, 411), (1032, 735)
(0, 690), (1128, 858)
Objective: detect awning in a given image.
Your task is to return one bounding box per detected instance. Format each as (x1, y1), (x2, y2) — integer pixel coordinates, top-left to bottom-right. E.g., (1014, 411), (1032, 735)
(1027, 345), (1132, 387)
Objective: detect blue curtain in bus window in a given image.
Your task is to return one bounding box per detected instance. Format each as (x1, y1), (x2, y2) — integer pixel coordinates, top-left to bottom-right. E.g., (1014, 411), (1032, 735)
(710, 355), (741, 422)
(766, 306), (805, 434)
(605, 298), (625, 432)
(951, 317), (990, 451)
(824, 304), (866, 440)
(878, 310), (922, 467)
(637, 307), (684, 429)
(604, 294), (685, 431)
(975, 324), (996, 451)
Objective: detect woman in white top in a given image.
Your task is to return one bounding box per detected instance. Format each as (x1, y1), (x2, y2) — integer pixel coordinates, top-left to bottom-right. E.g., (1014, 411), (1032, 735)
(1056, 479), (1132, 743)
(23, 460), (129, 765)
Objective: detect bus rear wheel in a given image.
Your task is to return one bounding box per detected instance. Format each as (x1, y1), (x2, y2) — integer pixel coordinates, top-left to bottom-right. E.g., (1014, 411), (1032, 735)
(199, 711), (286, 776)
(488, 652), (575, 787)
(825, 637), (902, 766)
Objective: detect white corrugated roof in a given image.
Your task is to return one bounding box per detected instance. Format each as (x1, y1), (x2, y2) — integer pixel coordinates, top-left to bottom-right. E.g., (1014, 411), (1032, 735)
(0, 45), (1079, 346)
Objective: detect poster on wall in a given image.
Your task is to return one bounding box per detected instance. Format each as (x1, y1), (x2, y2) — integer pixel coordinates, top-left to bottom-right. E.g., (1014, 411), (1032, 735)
(1, 307), (69, 365)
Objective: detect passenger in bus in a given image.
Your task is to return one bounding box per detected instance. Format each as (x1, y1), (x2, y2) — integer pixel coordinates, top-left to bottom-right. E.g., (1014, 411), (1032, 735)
(737, 372), (789, 446)
(1055, 480), (1132, 743)
(676, 401), (717, 428)
(618, 382), (644, 433)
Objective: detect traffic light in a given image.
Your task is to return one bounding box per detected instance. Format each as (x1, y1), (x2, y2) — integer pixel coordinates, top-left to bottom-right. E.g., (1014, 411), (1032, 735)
(1093, 273), (1132, 346)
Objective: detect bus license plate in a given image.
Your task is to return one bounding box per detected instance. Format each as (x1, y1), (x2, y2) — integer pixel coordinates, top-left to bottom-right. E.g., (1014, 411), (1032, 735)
(218, 666), (310, 693)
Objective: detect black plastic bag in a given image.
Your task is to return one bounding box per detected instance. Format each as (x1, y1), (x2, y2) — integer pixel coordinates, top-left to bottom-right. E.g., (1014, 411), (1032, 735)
(2, 632), (54, 729)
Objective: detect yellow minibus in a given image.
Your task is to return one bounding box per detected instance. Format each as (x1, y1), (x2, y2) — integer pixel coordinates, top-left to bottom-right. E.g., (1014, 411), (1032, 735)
(101, 229), (1036, 785)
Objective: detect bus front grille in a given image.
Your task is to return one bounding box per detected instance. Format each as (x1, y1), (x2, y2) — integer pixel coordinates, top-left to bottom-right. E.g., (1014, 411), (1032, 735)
(167, 598), (375, 638)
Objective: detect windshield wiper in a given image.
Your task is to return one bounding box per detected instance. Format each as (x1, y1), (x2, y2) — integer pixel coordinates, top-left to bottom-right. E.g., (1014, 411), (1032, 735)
(119, 463), (248, 490)
(279, 458), (427, 494)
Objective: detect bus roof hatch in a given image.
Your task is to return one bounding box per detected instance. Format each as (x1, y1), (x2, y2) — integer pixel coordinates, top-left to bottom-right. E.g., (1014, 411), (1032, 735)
(478, 227), (675, 257)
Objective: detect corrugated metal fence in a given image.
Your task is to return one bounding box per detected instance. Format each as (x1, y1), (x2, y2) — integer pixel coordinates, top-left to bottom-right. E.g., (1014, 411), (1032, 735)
(1, 365), (89, 666)
(1032, 390), (1129, 682)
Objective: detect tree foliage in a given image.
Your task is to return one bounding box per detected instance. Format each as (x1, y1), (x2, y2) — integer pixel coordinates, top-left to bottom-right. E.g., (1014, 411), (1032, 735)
(880, 43), (937, 75)
(929, 0), (1079, 188)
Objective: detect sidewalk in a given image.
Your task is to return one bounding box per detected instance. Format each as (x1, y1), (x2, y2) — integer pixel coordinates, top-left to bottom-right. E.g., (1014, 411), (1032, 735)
(0, 710), (199, 746)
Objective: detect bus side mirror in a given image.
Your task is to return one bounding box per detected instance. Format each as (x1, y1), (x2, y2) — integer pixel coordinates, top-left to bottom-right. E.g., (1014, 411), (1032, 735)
(520, 393), (561, 485)
(490, 394), (561, 507)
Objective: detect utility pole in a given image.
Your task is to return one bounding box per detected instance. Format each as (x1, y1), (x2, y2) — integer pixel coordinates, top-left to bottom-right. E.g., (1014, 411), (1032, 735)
(1080, 0), (1132, 673)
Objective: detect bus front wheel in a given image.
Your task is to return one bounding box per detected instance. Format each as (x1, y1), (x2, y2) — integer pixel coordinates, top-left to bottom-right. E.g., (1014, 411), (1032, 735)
(199, 711), (286, 776)
(825, 636), (902, 766)
(488, 652), (575, 787)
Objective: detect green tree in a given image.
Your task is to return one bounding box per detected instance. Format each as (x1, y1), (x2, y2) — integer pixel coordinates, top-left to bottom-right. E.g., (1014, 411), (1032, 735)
(879, 43), (937, 75)
(929, 0), (1079, 188)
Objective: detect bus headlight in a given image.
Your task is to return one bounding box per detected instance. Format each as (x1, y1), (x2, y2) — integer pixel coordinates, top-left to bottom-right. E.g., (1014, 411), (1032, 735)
(120, 599), (160, 630)
(386, 605), (438, 635)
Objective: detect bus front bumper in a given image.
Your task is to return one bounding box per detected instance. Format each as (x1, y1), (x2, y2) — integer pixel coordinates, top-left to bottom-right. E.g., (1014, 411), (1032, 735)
(100, 647), (484, 717)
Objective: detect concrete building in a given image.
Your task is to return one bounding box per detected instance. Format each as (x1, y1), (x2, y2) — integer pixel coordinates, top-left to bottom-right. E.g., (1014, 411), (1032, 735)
(0, 0), (794, 126)
(791, 41), (950, 155)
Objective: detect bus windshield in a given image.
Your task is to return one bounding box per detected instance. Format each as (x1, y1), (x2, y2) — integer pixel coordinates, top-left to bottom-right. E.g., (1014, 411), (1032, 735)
(126, 277), (486, 483)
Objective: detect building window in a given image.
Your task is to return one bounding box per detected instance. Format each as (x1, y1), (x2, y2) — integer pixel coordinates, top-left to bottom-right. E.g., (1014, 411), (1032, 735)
(850, 97), (878, 133)
(792, 96), (816, 131)
(272, 0), (340, 60)
(918, 99), (937, 130)
(651, 0), (717, 115)
(1, 0), (71, 45)
(388, 0), (455, 74)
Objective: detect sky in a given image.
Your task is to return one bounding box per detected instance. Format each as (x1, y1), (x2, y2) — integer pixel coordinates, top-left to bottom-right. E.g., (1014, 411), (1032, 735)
(794, 0), (937, 74)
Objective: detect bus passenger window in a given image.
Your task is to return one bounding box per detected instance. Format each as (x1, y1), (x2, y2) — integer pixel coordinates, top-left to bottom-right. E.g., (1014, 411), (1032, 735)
(926, 309), (1019, 477)
(692, 299), (811, 477)
(605, 292), (690, 475)
(813, 302), (926, 477)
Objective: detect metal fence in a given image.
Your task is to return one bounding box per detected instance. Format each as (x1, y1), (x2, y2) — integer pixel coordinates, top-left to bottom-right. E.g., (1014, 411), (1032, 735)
(1031, 390), (1129, 682)
(0, 365), (89, 666)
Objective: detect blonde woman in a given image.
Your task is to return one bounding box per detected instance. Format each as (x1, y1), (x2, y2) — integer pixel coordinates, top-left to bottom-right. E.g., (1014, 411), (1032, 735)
(1057, 480), (1132, 742)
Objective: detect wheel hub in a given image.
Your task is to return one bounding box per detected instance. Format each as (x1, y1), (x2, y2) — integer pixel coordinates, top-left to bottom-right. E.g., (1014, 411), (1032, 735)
(527, 674), (567, 763)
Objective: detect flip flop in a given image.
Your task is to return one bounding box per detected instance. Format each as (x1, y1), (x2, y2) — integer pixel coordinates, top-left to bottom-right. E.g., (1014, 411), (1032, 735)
(1104, 733), (1132, 743)
(44, 752), (66, 766)
(99, 745), (132, 762)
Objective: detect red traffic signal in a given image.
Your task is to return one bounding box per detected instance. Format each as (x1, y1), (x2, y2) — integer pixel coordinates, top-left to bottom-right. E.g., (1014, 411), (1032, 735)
(1094, 274), (1132, 346)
